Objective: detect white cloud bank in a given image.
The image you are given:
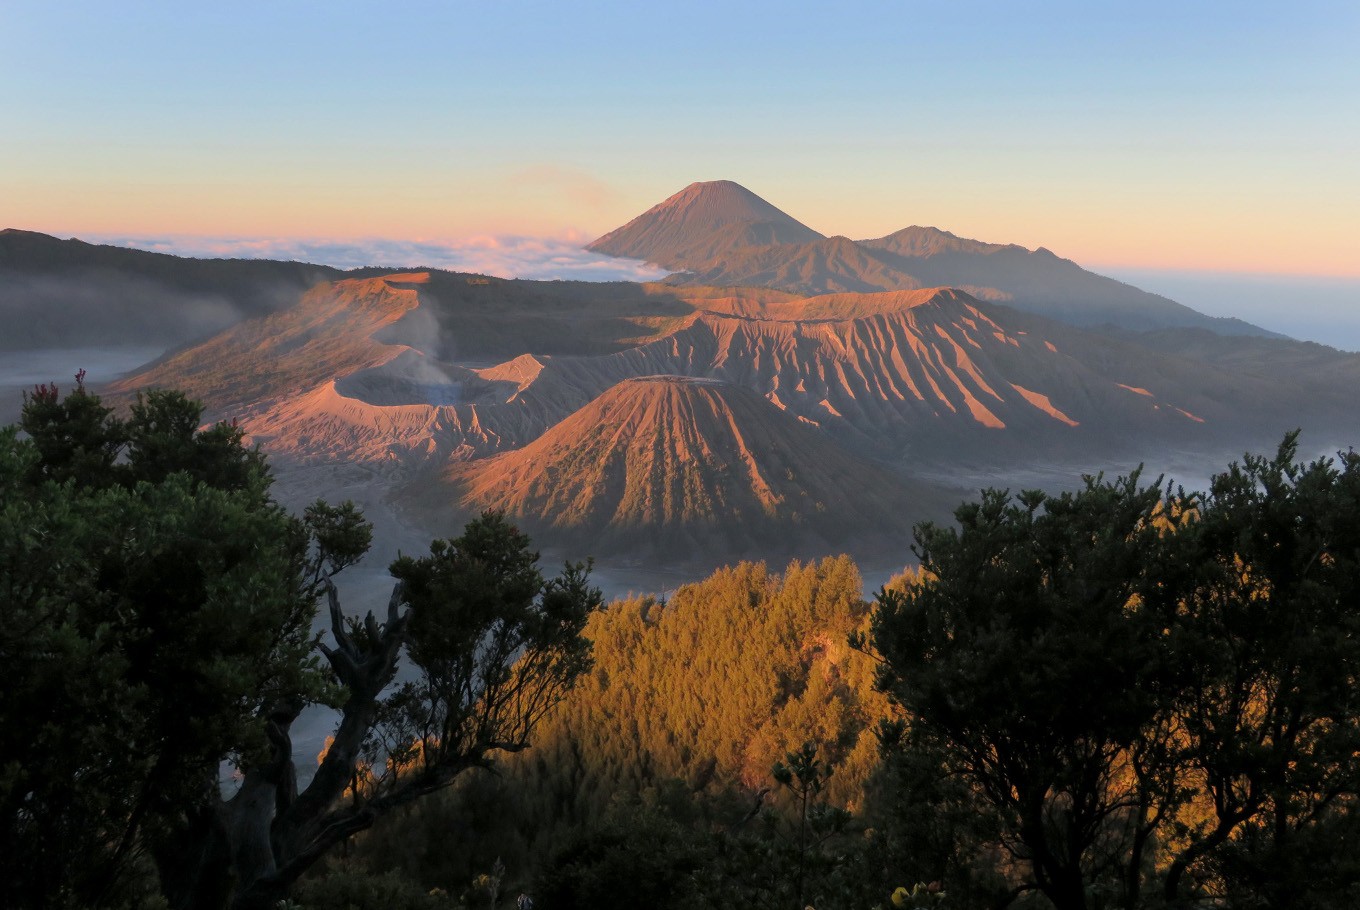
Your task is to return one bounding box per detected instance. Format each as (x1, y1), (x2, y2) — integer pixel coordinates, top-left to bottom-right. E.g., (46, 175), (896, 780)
(90, 232), (671, 283)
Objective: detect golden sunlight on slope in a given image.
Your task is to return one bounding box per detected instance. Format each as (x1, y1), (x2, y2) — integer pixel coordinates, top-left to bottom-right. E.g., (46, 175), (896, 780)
(246, 349), (563, 464)
(441, 376), (953, 559)
(109, 274), (428, 412)
(248, 380), (475, 464)
(239, 280), (1242, 471)
(115, 270), (1297, 481)
(515, 289), (1106, 443)
(699, 287), (970, 321)
(1009, 384), (1079, 427)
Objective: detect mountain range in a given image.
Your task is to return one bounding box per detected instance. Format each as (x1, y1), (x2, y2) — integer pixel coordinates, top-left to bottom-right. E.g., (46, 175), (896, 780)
(588, 180), (1273, 336)
(4, 181), (1356, 566)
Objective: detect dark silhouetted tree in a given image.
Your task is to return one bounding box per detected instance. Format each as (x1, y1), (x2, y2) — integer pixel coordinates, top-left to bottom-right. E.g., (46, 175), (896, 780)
(0, 379), (600, 910)
(870, 474), (1189, 910)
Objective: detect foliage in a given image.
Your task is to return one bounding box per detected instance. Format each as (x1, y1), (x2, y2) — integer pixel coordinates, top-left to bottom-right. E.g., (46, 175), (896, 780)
(0, 379), (600, 910)
(700, 742), (870, 910)
(19, 372), (266, 494)
(530, 744), (878, 910)
(532, 556), (888, 810)
(292, 869), (452, 910)
(0, 375), (327, 908)
(316, 556), (891, 908)
(1158, 434), (1360, 905)
(535, 803), (710, 910)
(12, 374), (1360, 910)
(201, 510), (602, 910)
(770, 742), (850, 910)
(870, 434), (1360, 909)
(378, 517), (597, 779)
(863, 721), (1009, 909)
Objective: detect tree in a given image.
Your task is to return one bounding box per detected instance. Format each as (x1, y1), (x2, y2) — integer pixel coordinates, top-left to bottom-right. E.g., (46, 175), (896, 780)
(1159, 435), (1360, 907)
(869, 474), (1189, 910)
(18, 372), (265, 494)
(768, 742), (853, 910)
(173, 511), (601, 910)
(0, 377), (601, 910)
(1, 375), (331, 908)
(17, 368), (124, 487)
(869, 437), (1360, 909)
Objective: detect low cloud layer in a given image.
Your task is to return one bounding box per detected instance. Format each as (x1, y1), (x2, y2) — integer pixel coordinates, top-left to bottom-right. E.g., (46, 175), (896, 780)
(91, 233), (671, 283)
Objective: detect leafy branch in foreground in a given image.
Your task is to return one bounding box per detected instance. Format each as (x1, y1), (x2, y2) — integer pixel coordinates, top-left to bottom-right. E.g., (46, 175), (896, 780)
(0, 378), (601, 910)
(870, 434), (1360, 910)
(174, 513), (602, 910)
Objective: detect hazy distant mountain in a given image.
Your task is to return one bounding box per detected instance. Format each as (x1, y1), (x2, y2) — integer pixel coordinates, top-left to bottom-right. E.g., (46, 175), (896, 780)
(859, 227), (1273, 335)
(586, 183), (1276, 337)
(442, 375), (954, 561)
(0, 228), (339, 350)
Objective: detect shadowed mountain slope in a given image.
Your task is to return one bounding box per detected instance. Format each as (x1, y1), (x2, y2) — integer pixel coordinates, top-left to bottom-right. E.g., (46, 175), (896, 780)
(109, 273), (426, 412)
(677, 235), (926, 296)
(0, 228), (339, 350)
(441, 375), (954, 561)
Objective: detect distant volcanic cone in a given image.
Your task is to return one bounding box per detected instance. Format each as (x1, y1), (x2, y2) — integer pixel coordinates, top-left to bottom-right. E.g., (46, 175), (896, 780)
(586, 180), (824, 269)
(442, 375), (951, 561)
(588, 180), (1278, 336)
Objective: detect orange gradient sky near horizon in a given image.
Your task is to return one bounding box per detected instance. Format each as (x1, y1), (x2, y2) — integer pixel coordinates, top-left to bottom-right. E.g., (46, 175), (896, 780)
(10, 165), (1355, 279)
(2, 2), (1357, 279)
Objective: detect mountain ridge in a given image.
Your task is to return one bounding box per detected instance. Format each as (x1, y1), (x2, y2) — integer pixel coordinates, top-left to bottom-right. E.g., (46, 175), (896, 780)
(0, 229), (342, 351)
(136, 273), (1352, 478)
(587, 181), (1280, 338)
(73, 260), (1360, 565)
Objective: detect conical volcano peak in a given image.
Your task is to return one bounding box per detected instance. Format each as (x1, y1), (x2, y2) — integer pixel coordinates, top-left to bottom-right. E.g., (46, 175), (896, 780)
(651, 180), (802, 225)
(586, 180), (824, 268)
(444, 368), (950, 561)
(584, 182), (1275, 336)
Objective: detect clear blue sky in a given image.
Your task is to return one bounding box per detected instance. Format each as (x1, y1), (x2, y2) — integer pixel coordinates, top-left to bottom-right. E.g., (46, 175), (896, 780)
(2, 1), (1357, 275)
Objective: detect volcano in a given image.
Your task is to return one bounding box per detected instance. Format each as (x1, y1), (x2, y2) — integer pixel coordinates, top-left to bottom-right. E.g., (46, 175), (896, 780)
(587, 182), (1276, 337)
(586, 180), (824, 269)
(442, 375), (953, 561)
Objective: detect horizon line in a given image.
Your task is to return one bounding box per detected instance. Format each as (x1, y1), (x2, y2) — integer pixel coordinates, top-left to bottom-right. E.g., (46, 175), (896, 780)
(9, 226), (1360, 283)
